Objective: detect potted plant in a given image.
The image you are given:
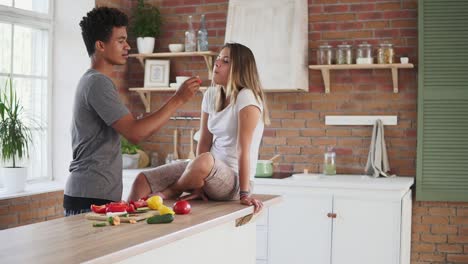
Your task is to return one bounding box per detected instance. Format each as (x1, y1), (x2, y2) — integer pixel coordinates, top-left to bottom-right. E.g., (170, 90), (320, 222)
(131, 0), (162, 54)
(121, 138), (141, 169)
(0, 78), (33, 193)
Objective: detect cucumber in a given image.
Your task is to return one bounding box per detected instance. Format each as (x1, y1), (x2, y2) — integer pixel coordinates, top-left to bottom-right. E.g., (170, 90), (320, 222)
(136, 207), (150, 213)
(92, 222), (107, 227)
(146, 214), (174, 224)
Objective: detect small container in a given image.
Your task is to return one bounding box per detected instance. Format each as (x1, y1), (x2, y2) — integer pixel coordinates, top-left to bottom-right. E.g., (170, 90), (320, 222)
(317, 43), (333, 65)
(377, 42), (394, 64)
(255, 160), (273, 178)
(336, 43), (352, 65)
(323, 146), (336, 175)
(151, 152), (159, 167)
(165, 153), (175, 164)
(356, 42), (373, 64)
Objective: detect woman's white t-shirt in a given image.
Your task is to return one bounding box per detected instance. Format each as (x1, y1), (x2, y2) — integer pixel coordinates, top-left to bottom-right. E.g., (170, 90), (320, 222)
(201, 86), (264, 180)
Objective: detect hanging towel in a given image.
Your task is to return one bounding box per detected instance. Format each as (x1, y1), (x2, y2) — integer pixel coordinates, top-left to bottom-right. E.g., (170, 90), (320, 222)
(365, 119), (394, 177)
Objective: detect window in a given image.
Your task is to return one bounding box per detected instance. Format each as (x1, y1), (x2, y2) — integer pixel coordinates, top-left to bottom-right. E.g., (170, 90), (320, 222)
(0, 0), (52, 182)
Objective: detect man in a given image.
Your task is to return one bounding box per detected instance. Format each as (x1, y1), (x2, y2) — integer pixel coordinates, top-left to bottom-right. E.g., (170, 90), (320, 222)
(63, 7), (200, 216)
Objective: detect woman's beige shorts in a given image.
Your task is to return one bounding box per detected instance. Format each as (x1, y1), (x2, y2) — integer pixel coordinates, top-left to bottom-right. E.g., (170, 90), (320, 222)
(142, 156), (240, 201)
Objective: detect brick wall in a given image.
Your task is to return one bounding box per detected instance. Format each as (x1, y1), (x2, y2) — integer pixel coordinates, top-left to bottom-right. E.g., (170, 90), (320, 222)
(0, 191), (64, 229)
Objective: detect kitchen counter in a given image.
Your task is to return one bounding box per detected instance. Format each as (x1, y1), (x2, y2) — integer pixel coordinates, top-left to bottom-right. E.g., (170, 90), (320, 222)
(0, 194), (280, 264)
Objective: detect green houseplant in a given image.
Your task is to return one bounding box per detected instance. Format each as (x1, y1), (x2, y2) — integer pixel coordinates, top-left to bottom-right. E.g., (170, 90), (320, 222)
(0, 78), (33, 193)
(131, 0), (163, 53)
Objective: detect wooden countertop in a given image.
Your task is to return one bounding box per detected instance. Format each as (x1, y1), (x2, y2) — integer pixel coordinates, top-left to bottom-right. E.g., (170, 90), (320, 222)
(0, 194), (280, 264)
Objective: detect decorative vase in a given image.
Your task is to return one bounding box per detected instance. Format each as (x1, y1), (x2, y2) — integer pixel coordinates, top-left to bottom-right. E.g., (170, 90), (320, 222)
(184, 15), (196, 52)
(197, 14), (208, 51)
(1, 167), (27, 193)
(122, 153), (140, 169)
(137, 37), (155, 54)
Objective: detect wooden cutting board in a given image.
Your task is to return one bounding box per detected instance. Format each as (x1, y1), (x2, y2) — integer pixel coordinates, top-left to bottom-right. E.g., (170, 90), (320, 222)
(85, 211), (159, 223)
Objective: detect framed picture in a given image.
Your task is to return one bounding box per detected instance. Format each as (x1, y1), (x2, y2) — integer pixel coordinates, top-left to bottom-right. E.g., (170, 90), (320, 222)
(144, 59), (170, 87)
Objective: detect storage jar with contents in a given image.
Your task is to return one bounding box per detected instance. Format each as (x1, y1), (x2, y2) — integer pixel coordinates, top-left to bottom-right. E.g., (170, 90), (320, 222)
(336, 43), (352, 64)
(356, 42), (373, 64)
(323, 146), (336, 175)
(317, 43), (333, 65)
(377, 42), (394, 64)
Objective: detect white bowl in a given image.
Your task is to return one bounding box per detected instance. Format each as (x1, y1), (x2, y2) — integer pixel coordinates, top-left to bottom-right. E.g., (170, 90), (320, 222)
(176, 76), (190, 84)
(168, 43), (184, 52)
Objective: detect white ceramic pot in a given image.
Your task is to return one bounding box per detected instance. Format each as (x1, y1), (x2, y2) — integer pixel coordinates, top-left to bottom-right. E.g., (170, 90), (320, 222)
(137, 37), (155, 54)
(1, 167), (27, 193)
(122, 153), (140, 169)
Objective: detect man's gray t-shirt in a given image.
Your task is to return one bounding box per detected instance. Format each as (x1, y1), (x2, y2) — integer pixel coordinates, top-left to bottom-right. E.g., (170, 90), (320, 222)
(65, 69), (129, 201)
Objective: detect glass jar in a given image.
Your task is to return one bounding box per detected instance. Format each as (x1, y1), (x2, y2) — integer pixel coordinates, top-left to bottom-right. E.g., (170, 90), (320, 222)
(356, 42), (373, 64)
(336, 43), (352, 64)
(317, 43), (333, 65)
(323, 146), (336, 175)
(377, 42), (394, 64)
(184, 15), (196, 52)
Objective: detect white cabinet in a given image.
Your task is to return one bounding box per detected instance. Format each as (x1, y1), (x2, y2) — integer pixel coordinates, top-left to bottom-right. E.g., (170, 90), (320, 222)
(254, 175), (413, 264)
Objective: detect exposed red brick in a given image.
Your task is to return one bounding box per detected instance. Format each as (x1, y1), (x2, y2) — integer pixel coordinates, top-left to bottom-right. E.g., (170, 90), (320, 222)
(447, 254), (468, 263)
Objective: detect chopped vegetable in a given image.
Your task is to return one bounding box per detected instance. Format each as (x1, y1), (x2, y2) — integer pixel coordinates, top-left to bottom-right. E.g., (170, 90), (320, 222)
(92, 222), (107, 227)
(129, 220), (137, 224)
(158, 205), (175, 215)
(108, 215), (121, 226)
(147, 195), (163, 210)
(91, 204), (107, 214)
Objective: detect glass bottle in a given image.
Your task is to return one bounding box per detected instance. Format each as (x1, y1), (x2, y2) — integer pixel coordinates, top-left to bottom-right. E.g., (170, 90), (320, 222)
(317, 43), (333, 65)
(336, 43), (352, 64)
(184, 15), (196, 52)
(356, 41), (373, 64)
(197, 14), (209, 51)
(323, 146), (336, 175)
(377, 42), (394, 64)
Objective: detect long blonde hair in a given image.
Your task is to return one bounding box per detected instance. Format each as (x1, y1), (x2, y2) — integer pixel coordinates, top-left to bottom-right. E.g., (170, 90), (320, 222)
(214, 43), (270, 125)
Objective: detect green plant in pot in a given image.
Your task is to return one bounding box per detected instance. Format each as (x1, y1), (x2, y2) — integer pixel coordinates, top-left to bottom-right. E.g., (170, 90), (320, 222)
(131, 0), (162, 54)
(121, 137), (141, 169)
(0, 79), (33, 193)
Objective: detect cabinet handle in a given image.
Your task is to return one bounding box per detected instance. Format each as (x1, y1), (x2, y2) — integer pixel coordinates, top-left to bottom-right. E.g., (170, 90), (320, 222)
(327, 213), (337, 218)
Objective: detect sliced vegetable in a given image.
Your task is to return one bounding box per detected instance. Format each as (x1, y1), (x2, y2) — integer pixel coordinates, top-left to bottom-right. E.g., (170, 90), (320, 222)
(108, 215), (121, 226)
(136, 206), (150, 213)
(147, 214), (174, 224)
(126, 203), (136, 213)
(92, 222), (107, 227)
(106, 202), (127, 213)
(158, 205), (175, 215)
(91, 204), (107, 214)
(131, 200), (148, 208)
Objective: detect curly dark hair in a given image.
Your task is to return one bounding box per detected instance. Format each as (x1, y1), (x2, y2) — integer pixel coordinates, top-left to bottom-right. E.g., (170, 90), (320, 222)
(79, 7), (128, 56)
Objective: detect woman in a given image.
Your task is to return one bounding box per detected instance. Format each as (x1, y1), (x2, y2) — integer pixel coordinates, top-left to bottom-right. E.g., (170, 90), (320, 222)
(128, 43), (270, 213)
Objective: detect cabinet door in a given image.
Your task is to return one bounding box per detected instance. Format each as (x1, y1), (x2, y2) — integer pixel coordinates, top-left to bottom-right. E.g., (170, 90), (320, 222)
(331, 195), (401, 264)
(257, 185), (332, 264)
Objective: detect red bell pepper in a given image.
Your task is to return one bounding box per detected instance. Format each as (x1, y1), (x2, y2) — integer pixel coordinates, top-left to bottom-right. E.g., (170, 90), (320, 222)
(126, 203), (136, 213)
(90, 204), (107, 214)
(131, 200), (148, 208)
(106, 202), (128, 213)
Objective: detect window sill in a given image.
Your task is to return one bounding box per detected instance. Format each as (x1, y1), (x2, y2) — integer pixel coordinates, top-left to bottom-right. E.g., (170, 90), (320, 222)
(0, 180), (64, 200)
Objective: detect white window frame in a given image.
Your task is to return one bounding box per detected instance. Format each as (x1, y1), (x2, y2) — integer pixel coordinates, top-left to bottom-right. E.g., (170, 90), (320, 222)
(0, 1), (53, 182)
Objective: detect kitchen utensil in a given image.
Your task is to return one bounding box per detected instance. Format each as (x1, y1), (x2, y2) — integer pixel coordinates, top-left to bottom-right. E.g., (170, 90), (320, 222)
(173, 129), (179, 159)
(270, 154), (281, 162)
(188, 129), (196, 159)
(255, 160), (273, 178)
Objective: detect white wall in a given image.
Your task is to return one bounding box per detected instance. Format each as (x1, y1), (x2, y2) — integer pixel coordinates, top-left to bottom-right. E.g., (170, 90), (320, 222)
(52, 0), (94, 183)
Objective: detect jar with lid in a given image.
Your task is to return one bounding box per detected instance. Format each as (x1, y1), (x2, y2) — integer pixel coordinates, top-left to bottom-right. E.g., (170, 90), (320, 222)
(336, 43), (352, 64)
(356, 42), (373, 64)
(323, 146), (336, 175)
(377, 42), (394, 64)
(317, 43), (333, 65)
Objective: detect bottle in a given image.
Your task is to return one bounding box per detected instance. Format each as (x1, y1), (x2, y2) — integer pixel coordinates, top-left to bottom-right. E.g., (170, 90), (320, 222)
(377, 42), (394, 64)
(336, 43), (352, 64)
(184, 15), (196, 52)
(197, 14), (209, 51)
(317, 43), (333, 65)
(356, 41), (373, 64)
(323, 146), (336, 175)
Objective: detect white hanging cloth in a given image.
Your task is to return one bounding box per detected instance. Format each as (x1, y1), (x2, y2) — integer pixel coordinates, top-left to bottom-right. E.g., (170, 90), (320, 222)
(365, 119), (394, 177)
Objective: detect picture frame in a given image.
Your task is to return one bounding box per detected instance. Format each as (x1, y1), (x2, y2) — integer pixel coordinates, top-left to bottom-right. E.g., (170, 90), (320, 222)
(144, 59), (170, 87)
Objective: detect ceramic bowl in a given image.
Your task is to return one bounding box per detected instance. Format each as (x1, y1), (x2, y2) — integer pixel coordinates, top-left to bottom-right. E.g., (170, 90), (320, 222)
(168, 43), (184, 52)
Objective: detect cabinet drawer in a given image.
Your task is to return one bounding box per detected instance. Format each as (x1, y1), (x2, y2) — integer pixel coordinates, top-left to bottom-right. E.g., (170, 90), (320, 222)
(256, 226), (268, 260)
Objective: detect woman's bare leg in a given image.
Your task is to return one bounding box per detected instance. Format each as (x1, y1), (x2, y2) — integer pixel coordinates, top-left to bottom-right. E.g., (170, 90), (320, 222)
(160, 153), (214, 199)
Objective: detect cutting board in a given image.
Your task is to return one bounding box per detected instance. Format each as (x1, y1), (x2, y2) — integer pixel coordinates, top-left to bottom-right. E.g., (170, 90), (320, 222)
(85, 211), (159, 223)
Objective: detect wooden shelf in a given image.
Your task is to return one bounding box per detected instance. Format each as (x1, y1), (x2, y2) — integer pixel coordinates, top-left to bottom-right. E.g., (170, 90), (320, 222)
(129, 51), (218, 79)
(308, 63), (414, 93)
(129, 87), (208, 113)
